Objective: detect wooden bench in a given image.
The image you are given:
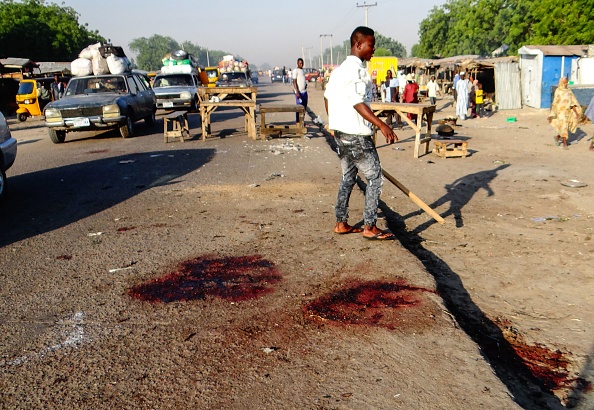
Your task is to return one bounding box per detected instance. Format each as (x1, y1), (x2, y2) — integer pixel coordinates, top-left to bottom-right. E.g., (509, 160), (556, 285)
(432, 138), (469, 158)
(259, 104), (306, 139)
(163, 110), (190, 143)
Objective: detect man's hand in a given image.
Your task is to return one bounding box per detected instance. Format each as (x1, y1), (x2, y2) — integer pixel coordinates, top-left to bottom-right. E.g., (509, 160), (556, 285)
(379, 122), (397, 144)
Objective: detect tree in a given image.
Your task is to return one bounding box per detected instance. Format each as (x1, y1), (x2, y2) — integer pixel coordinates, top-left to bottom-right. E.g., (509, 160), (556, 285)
(415, 0), (594, 58)
(0, 0), (105, 61)
(130, 36), (241, 71)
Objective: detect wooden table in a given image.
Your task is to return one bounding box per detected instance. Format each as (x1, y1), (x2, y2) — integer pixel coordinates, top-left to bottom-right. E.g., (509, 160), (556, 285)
(259, 104), (306, 139)
(197, 86), (257, 140)
(163, 110), (190, 143)
(369, 102), (436, 158)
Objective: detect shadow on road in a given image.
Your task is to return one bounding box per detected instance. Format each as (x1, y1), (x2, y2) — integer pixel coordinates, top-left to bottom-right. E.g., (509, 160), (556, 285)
(320, 122), (563, 410)
(0, 148), (215, 248)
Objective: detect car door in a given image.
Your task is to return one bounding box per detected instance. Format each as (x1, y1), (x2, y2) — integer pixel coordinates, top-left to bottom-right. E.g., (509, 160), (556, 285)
(134, 74), (156, 116)
(124, 75), (143, 119)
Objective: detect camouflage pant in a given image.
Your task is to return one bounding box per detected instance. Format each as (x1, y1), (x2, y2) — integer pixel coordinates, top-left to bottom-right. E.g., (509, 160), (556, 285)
(334, 131), (383, 227)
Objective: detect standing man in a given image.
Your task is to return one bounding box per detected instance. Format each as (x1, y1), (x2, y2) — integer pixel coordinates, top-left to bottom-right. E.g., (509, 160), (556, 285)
(324, 26), (397, 240)
(455, 71), (470, 120)
(380, 70), (394, 127)
(292, 58), (308, 123)
(50, 74), (63, 101)
(397, 70), (407, 103)
(427, 75), (441, 106)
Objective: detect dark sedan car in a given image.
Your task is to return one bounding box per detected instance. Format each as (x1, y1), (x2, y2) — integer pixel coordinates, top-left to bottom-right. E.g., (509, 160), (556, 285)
(44, 73), (156, 143)
(0, 111), (17, 201)
(271, 69), (285, 83)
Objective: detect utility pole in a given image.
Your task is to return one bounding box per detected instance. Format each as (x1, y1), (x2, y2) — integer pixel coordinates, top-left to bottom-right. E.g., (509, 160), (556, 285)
(356, 1), (377, 26)
(305, 46), (313, 68)
(320, 34), (332, 69)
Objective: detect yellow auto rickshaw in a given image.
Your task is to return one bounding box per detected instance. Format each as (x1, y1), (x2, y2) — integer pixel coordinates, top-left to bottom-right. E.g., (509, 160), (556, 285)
(202, 67), (220, 87)
(15, 78), (55, 122)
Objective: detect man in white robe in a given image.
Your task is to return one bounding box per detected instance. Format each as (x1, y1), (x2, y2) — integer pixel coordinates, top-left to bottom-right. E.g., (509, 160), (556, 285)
(455, 71), (470, 120)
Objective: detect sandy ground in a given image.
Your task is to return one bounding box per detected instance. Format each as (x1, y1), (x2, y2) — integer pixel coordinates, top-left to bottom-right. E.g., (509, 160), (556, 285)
(0, 79), (593, 409)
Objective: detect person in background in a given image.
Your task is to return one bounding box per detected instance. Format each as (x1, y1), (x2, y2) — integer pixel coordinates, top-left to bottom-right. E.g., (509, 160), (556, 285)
(397, 70), (407, 103)
(455, 71), (470, 120)
(475, 82), (484, 118)
(548, 77), (582, 149)
(452, 70), (460, 103)
(403, 74), (419, 122)
(427, 75), (441, 106)
(50, 74), (63, 101)
(324, 25), (397, 240)
(469, 80), (478, 118)
(585, 95), (594, 151)
(380, 70), (395, 127)
(292, 58), (308, 123)
(37, 82), (51, 110)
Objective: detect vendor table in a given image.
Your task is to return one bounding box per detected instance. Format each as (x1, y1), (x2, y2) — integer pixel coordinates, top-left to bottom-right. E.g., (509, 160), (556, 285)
(369, 102), (436, 158)
(197, 86), (257, 140)
(259, 104), (306, 139)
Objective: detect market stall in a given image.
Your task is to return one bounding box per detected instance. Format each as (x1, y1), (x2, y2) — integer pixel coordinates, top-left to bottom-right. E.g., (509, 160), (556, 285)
(197, 86), (257, 140)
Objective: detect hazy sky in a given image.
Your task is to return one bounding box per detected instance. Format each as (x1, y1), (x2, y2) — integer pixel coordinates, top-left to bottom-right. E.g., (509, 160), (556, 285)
(62, 0), (447, 68)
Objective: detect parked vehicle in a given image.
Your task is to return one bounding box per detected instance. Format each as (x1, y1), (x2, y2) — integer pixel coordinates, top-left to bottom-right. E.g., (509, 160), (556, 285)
(303, 68), (320, 82)
(152, 72), (200, 111)
(0, 111), (17, 201)
(44, 73), (156, 143)
(216, 71), (252, 88)
(15, 78), (54, 122)
(271, 69), (285, 83)
(201, 67), (220, 87)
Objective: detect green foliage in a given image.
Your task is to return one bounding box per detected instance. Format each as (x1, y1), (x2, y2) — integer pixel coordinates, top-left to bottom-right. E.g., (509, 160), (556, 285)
(0, 0), (105, 61)
(374, 48), (392, 57)
(416, 0), (594, 58)
(129, 35), (240, 71)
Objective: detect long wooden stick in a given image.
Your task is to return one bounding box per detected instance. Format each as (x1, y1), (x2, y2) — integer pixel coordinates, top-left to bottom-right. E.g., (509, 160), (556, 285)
(382, 169), (445, 224)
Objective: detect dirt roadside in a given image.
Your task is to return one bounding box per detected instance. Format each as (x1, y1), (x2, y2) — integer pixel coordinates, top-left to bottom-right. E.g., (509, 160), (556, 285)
(0, 80), (592, 409)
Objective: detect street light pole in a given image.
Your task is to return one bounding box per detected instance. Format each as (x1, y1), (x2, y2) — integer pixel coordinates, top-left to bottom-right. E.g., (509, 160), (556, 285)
(320, 34), (332, 69)
(356, 1), (377, 26)
(319, 35), (324, 69)
(306, 46), (313, 68)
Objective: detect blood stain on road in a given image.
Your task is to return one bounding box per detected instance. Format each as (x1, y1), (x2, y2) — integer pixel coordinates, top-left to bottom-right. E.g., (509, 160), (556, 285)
(128, 255), (281, 303)
(303, 280), (436, 329)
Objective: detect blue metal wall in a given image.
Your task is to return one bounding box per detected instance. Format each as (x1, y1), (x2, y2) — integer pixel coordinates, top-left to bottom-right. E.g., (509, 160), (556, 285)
(540, 55), (579, 108)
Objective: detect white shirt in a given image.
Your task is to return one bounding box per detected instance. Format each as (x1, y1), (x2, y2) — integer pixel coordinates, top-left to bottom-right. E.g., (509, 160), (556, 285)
(427, 80), (439, 98)
(293, 67), (306, 93)
(324, 55), (373, 136)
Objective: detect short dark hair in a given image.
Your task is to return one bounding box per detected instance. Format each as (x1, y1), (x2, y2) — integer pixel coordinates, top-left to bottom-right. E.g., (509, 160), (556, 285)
(297, 58), (304, 64)
(350, 26), (374, 47)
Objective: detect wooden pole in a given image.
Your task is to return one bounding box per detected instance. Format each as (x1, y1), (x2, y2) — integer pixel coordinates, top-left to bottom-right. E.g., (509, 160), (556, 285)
(382, 169), (445, 224)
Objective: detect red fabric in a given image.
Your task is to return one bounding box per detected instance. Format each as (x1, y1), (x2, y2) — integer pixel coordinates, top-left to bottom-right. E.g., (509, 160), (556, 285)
(403, 82), (419, 120)
(403, 82), (419, 103)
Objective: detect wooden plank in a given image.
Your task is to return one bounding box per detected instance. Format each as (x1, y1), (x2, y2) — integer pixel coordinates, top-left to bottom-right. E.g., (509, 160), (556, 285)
(382, 169), (445, 224)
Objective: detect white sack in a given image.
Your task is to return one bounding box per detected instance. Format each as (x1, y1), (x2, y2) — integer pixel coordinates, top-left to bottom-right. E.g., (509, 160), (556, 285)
(79, 42), (101, 60)
(107, 55), (131, 74)
(71, 58), (93, 76)
(90, 48), (109, 75)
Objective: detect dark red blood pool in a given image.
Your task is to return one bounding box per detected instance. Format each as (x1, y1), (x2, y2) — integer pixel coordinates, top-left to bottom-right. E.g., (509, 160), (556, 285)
(128, 255), (281, 303)
(303, 280), (435, 329)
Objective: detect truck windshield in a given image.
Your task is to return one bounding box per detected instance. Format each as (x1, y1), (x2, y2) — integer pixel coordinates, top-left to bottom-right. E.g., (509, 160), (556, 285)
(153, 75), (193, 87)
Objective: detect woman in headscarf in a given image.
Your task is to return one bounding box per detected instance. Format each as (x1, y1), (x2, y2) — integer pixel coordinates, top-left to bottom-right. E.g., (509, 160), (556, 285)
(584, 95), (594, 151)
(547, 77), (582, 149)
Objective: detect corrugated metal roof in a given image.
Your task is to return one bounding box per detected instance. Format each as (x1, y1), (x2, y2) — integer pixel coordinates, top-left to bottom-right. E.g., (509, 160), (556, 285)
(519, 45), (588, 56)
(37, 62), (71, 74)
(0, 58), (39, 68)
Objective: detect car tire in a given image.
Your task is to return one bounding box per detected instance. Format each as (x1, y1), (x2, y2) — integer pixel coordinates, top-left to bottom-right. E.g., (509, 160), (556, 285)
(48, 128), (66, 144)
(18, 113), (27, 122)
(120, 112), (134, 138)
(0, 167), (6, 201)
(145, 109), (156, 127)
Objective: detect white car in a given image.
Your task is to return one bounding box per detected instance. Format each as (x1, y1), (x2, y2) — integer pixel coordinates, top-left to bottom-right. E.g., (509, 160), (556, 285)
(0, 112), (17, 200)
